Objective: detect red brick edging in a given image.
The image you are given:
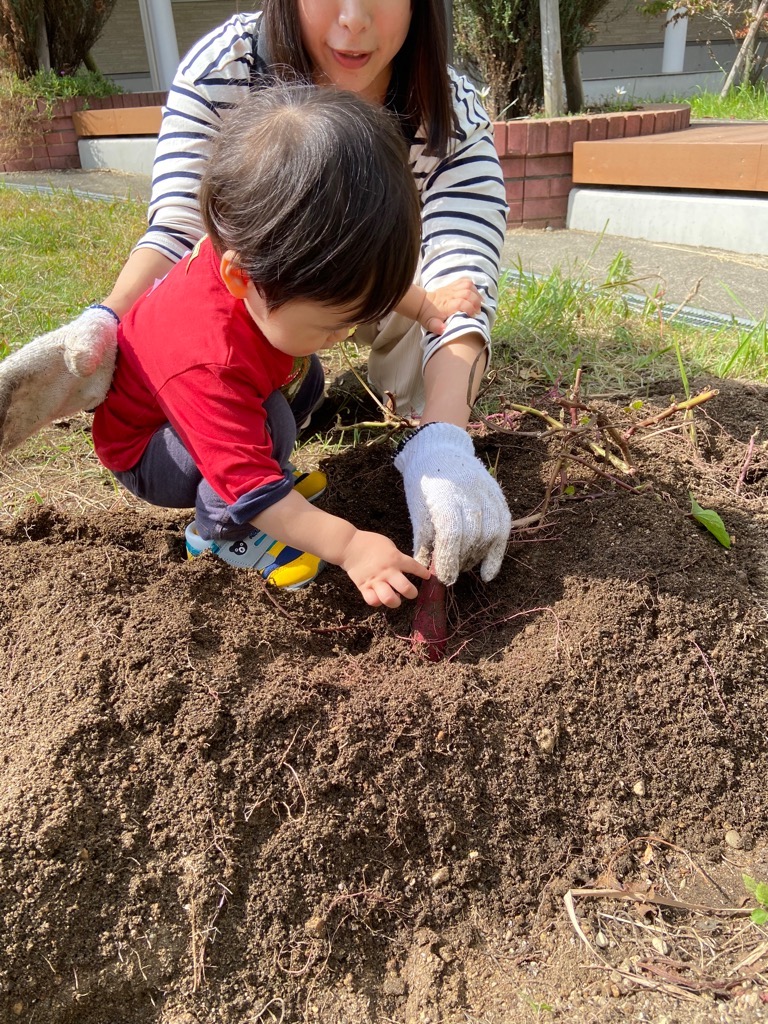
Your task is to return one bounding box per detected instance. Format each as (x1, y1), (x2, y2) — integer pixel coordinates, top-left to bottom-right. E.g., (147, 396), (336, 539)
(0, 91), (166, 173)
(2, 96), (691, 231)
(495, 103), (691, 229)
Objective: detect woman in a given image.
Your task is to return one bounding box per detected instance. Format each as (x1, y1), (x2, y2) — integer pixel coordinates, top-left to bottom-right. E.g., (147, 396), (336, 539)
(2, 1), (511, 586)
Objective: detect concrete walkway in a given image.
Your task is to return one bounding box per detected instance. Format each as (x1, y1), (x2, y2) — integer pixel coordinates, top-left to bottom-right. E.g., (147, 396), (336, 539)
(3, 167), (767, 324)
(502, 227), (768, 325)
(0, 168), (152, 203)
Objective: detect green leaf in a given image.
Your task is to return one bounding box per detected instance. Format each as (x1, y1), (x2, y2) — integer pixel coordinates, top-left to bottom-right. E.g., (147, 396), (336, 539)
(751, 907), (768, 926)
(755, 882), (768, 907)
(743, 873), (758, 894)
(629, 399), (644, 411)
(690, 495), (731, 549)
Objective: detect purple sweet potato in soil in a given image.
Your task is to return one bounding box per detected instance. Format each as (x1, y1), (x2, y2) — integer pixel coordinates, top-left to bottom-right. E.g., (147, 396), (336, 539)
(411, 569), (447, 661)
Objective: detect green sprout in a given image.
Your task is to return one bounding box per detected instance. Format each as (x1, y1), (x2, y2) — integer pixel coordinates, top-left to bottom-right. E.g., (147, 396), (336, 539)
(743, 874), (768, 926)
(690, 495), (731, 549)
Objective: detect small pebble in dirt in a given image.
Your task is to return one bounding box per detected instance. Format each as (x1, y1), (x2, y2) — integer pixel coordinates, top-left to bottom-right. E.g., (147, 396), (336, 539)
(725, 828), (744, 850)
(12, 1002), (24, 1016)
(371, 793), (387, 812)
(304, 915), (326, 938)
(632, 780), (646, 797)
(535, 726), (556, 754)
(382, 976), (407, 996)
(468, 850), (479, 861)
(431, 866), (450, 887)
(595, 930), (609, 948)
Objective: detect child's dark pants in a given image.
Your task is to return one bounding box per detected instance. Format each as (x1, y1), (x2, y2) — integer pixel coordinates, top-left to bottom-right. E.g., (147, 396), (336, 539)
(113, 355), (324, 543)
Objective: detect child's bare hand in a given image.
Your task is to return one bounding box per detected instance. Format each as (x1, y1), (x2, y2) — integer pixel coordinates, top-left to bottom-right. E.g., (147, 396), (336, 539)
(418, 278), (483, 334)
(340, 531), (430, 608)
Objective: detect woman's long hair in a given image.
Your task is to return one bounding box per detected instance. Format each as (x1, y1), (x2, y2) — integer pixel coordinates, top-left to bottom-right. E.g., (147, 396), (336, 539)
(262, 0), (456, 157)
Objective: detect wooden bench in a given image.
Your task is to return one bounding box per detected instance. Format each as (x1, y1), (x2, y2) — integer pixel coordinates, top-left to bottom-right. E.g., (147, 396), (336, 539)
(572, 122), (768, 193)
(72, 106), (163, 137)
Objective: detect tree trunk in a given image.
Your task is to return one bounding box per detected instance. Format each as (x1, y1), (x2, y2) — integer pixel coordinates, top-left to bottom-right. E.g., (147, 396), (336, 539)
(564, 50), (585, 112)
(83, 48), (98, 73)
(721, 0), (768, 95)
(539, 0), (566, 116)
(35, 7), (50, 71)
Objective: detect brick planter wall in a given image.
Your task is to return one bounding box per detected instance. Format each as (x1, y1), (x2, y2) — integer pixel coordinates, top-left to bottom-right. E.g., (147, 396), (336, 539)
(2, 97), (691, 231)
(0, 91), (166, 173)
(496, 103), (691, 229)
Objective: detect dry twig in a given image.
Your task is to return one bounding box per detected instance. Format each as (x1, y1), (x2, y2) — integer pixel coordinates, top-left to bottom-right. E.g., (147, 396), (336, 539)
(735, 428), (760, 494)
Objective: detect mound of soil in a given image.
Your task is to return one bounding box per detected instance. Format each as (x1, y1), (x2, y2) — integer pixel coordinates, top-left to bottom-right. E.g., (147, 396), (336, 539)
(1, 377), (767, 1024)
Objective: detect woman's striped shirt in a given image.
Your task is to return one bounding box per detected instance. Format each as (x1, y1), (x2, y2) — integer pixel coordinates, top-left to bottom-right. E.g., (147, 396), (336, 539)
(136, 12), (508, 365)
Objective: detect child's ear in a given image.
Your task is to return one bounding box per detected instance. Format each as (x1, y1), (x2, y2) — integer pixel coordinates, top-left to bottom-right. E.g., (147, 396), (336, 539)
(220, 251), (250, 299)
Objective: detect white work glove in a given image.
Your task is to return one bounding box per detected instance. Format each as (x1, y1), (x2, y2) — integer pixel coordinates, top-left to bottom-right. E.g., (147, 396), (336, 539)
(394, 421), (512, 585)
(0, 305), (118, 452)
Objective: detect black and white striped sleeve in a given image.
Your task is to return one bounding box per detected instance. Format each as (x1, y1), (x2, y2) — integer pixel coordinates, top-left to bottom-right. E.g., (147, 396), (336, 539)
(412, 69), (508, 367)
(134, 13), (262, 264)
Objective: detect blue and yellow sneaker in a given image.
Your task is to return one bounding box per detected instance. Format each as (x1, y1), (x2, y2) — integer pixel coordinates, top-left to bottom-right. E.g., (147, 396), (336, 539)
(184, 464), (327, 589)
(185, 522), (323, 590)
(289, 464), (327, 503)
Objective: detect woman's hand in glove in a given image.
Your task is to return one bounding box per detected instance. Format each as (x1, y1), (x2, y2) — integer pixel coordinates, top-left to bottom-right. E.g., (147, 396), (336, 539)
(0, 305), (118, 452)
(394, 421), (512, 585)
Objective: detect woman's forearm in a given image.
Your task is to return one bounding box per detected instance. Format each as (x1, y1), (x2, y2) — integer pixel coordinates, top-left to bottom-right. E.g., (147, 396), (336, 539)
(102, 247), (177, 319)
(421, 333), (488, 428)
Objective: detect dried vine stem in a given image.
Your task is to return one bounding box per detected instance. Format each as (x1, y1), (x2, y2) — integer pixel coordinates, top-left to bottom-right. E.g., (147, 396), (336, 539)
(470, 379), (721, 535)
(735, 427), (760, 494)
(623, 389), (719, 438)
(478, 401), (634, 474)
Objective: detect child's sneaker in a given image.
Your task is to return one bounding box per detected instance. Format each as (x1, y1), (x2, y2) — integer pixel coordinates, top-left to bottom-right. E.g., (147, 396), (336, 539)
(185, 522), (323, 590)
(290, 463), (326, 503)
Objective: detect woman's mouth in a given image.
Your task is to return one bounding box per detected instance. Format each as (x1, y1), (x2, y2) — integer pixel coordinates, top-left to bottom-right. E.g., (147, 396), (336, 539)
(330, 49), (372, 70)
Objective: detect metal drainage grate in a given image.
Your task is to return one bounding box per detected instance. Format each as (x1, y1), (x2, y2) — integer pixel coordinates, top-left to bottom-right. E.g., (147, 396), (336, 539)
(503, 265), (758, 331)
(0, 181), (136, 204)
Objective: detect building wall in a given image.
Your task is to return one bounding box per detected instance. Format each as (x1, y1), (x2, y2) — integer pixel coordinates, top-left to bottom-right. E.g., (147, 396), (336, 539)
(91, 0), (255, 77)
(588, 0), (736, 48)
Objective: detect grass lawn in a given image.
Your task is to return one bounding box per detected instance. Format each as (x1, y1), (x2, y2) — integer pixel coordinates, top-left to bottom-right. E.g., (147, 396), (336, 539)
(685, 80), (768, 120)
(489, 255), (768, 406)
(1, 183), (767, 424)
(0, 187), (146, 349)
(654, 81), (768, 121)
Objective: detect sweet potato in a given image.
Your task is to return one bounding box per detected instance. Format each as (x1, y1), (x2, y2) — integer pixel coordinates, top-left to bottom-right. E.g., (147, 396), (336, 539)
(411, 569), (448, 661)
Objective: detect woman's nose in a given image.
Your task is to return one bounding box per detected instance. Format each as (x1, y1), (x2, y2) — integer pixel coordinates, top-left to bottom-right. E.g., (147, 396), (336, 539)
(338, 1), (371, 34)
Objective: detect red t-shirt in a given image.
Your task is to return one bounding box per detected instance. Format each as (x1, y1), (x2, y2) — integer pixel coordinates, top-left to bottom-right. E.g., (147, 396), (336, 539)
(92, 238), (295, 505)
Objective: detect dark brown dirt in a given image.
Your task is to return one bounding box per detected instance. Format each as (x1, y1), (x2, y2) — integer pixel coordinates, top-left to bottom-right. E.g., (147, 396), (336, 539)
(1, 376), (768, 1024)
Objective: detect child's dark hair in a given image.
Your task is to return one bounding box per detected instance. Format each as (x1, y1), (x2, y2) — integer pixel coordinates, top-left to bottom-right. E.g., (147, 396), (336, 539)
(201, 84), (421, 325)
(262, 0), (456, 157)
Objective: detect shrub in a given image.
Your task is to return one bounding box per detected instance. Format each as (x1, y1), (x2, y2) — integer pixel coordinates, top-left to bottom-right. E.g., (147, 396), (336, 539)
(454, 0), (614, 118)
(0, 0), (118, 78)
(0, 67), (41, 160)
(0, 0), (39, 77)
(24, 67), (120, 100)
(0, 67), (119, 162)
(45, 0), (118, 77)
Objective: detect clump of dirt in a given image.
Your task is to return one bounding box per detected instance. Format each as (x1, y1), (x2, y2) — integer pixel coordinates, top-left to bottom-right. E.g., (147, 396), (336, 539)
(1, 376), (767, 1024)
